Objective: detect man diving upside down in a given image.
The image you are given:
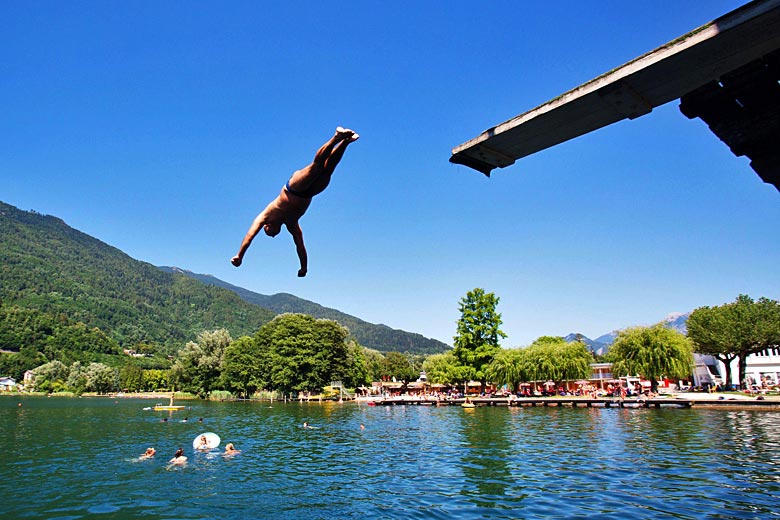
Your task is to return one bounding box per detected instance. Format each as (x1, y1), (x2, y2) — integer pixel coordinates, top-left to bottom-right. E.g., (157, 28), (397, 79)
(231, 127), (359, 277)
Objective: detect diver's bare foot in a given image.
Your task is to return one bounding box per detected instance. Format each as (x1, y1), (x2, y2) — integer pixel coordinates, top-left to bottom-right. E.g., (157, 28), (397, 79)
(231, 256), (242, 267)
(336, 126), (357, 141)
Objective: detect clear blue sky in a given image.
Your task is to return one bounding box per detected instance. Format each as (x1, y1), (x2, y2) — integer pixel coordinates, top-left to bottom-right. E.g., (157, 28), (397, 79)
(3, 1), (778, 347)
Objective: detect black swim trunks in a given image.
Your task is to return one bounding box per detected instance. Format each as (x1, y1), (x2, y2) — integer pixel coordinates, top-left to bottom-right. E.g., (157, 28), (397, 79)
(285, 180), (312, 199)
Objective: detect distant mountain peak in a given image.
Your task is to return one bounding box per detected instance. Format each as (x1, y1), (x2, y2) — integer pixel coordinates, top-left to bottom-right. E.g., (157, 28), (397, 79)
(563, 333), (609, 356)
(565, 311), (691, 353)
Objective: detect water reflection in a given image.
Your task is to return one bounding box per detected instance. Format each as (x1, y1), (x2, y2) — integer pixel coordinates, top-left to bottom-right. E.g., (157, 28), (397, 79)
(457, 405), (515, 507)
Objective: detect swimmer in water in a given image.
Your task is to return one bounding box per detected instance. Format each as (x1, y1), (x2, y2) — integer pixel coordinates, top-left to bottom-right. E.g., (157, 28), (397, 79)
(224, 443), (241, 455)
(169, 448), (187, 465)
(196, 435), (210, 450)
(140, 447), (156, 459)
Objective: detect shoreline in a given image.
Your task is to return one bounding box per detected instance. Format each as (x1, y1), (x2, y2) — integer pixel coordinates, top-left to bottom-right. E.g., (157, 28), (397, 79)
(358, 392), (780, 410)
(5, 392), (779, 410)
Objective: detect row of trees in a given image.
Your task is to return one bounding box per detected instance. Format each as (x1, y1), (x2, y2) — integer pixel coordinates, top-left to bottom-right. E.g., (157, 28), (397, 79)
(170, 314), (383, 398)
(425, 336), (594, 391)
(27, 359), (170, 394)
(30, 360), (118, 394)
(18, 288), (780, 397)
(20, 314), (424, 397)
(426, 289), (605, 391)
(444, 290), (778, 393)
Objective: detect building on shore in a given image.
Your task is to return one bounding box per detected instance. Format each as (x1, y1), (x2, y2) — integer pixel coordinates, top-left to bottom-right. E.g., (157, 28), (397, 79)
(709, 347), (780, 389)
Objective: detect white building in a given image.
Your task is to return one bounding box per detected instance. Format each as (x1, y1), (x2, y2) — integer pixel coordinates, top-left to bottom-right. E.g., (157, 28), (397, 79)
(696, 347), (780, 389)
(741, 346), (780, 387)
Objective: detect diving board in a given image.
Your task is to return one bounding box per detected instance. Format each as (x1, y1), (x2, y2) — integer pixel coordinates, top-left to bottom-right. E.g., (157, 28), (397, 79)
(450, 0), (780, 191)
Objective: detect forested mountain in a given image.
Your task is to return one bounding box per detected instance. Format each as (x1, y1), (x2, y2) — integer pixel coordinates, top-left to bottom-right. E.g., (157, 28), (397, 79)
(0, 200), (448, 375)
(159, 267), (451, 354)
(0, 201), (275, 359)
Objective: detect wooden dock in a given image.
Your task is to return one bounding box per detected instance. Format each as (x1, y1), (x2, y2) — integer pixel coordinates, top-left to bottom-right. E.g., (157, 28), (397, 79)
(367, 396), (780, 410)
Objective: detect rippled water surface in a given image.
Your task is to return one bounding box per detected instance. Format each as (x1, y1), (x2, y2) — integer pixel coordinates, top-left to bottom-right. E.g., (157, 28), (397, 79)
(2, 397), (779, 519)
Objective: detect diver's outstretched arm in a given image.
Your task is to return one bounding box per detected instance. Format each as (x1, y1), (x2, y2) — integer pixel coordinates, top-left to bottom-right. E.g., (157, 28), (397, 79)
(231, 213), (266, 267)
(287, 222), (308, 277)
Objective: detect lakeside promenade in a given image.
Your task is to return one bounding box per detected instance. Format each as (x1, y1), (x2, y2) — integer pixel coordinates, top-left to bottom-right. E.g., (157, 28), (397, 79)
(7, 391), (778, 410)
(365, 393), (780, 410)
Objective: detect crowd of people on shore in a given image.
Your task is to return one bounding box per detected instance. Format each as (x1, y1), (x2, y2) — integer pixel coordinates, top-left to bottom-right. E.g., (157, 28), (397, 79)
(369, 382), (663, 402)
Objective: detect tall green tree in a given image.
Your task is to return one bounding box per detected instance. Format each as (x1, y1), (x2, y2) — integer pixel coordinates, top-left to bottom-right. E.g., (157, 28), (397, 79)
(610, 325), (693, 393)
(66, 361), (87, 394)
(220, 336), (263, 398)
(361, 348), (385, 384)
(255, 314), (350, 396)
(29, 360), (69, 392)
(342, 340), (371, 390)
(170, 329), (232, 397)
(83, 362), (119, 394)
(143, 369), (170, 391)
(119, 362), (145, 392)
(453, 288), (506, 391)
(688, 295), (780, 387)
(380, 351), (419, 383)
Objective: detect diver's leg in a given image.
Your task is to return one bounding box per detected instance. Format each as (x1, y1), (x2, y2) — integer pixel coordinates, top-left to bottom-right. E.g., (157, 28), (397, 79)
(289, 128), (354, 189)
(322, 139), (350, 175)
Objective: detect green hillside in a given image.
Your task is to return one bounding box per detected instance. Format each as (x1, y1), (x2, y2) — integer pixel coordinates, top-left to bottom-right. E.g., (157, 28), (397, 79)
(0, 201), (275, 360)
(160, 267), (451, 354)
(0, 200), (449, 378)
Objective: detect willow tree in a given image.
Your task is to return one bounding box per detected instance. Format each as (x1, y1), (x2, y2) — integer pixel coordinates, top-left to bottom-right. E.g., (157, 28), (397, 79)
(486, 348), (525, 391)
(688, 295), (780, 387)
(610, 325), (693, 393)
(423, 351), (471, 386)
(520, 336), (592, 386)
(453, 288), (507, 391)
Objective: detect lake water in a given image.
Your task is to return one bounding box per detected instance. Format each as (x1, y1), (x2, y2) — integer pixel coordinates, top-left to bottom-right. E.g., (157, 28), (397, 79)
(2, 397), (779, 519)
